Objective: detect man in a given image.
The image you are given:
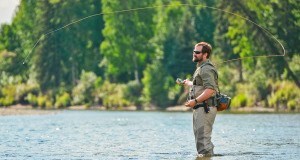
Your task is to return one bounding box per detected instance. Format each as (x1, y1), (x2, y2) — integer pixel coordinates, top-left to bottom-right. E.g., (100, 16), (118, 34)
(183, 42), (218, 157)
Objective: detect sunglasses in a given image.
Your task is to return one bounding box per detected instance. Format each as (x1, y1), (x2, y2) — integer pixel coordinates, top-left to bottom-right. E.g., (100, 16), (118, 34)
(193, 50), (203, 54)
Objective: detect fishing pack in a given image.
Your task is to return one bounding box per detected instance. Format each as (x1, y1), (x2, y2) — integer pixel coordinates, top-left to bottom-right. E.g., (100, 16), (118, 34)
(216, 93), (231, 111)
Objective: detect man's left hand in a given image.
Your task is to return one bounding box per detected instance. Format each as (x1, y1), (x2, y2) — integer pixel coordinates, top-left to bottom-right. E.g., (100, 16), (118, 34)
(185, 99), (196, 107)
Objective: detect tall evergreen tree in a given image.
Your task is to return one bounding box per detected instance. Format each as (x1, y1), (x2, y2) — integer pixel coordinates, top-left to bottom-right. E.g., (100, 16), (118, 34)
(34, 0), (61, 91)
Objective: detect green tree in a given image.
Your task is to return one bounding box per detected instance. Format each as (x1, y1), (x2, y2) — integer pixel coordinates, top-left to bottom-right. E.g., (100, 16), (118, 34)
(100, 0), (155, 83)
(0, 25), (21, 75)
(0, 0), (38, 77)
(142, 60), (171, 107)
(214, 0), (300, 87)
(33, 0), (103, 91)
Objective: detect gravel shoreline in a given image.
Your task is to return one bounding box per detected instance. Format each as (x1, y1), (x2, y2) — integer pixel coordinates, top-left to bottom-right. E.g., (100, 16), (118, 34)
(0, 105), (59, 116)
(1, 104), (293, 116)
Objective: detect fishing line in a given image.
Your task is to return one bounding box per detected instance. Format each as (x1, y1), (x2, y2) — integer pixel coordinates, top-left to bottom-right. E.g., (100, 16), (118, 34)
(22, 3), (285, 65)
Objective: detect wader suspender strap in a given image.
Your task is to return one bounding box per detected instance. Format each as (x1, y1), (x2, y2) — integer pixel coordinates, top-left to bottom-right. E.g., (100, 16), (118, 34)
(191, 66), (209, 112)
(201, 62), (219, 91)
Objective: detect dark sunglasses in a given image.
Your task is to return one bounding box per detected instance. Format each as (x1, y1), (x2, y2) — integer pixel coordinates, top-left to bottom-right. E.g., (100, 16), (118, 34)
(193, 50), (203, 54)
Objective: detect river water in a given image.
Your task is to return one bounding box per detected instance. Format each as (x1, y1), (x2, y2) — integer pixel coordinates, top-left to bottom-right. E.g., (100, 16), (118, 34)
(0, 111), (299, 159)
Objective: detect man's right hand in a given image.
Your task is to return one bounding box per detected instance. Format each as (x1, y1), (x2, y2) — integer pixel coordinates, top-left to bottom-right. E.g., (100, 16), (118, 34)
(183, 79), (193, 86)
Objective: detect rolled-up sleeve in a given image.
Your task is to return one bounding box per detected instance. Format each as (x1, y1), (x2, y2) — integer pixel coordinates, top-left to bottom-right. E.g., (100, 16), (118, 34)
(201, 68), (217, 90)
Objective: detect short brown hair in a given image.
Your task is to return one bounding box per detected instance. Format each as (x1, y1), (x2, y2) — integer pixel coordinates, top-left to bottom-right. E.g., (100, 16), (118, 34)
(195, 42), (212, 58)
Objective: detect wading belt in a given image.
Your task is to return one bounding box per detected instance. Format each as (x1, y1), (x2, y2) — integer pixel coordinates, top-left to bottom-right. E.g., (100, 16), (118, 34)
(193, 96), (217, 113)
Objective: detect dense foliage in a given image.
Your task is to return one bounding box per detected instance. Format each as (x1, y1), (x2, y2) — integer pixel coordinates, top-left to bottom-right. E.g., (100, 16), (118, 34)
(0, 0), (299, 112)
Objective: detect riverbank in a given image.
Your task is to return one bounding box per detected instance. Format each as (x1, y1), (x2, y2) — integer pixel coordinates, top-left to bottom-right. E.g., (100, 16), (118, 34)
(0, 104), (59, 116)
(1, 104), (298, 116)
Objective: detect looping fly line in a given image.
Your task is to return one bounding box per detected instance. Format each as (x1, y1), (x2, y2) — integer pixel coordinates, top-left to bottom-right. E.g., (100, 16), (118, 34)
(23, 3), (286, 64)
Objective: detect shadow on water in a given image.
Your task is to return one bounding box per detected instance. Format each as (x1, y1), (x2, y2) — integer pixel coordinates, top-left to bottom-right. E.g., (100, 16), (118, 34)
(151, 151), (269, 159)
(151, 151), (194, 159)
(194, 152), (277, 160)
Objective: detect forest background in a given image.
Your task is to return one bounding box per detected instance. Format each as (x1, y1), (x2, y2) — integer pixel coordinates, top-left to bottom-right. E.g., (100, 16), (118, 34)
(0, 0), (299, 112)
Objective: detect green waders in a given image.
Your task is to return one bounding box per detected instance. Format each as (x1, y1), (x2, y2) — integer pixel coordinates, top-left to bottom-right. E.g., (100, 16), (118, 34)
(193, 106), (217, 156)
(191, 60), (218, 156)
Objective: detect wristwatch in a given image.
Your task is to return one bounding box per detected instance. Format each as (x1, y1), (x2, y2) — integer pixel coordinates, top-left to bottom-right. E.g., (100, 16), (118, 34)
(194, 99), (198, 104)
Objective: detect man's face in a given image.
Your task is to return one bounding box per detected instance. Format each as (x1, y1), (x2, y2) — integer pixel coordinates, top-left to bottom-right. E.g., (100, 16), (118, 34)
(193, 45), (204, 62)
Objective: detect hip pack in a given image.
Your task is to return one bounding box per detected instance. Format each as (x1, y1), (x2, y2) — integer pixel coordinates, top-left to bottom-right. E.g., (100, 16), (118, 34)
(216, 93), (231, 111)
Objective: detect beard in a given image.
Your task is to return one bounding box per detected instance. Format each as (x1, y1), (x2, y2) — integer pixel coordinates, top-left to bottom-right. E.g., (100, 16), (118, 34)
(193, 56), (202, 62)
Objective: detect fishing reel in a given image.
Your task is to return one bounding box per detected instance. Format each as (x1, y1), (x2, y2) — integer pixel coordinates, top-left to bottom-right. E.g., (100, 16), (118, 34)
(176, 78), (185, 85)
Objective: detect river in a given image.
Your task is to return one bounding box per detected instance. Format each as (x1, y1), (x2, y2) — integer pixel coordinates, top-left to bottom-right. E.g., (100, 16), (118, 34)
(0, 111), (299, 159)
